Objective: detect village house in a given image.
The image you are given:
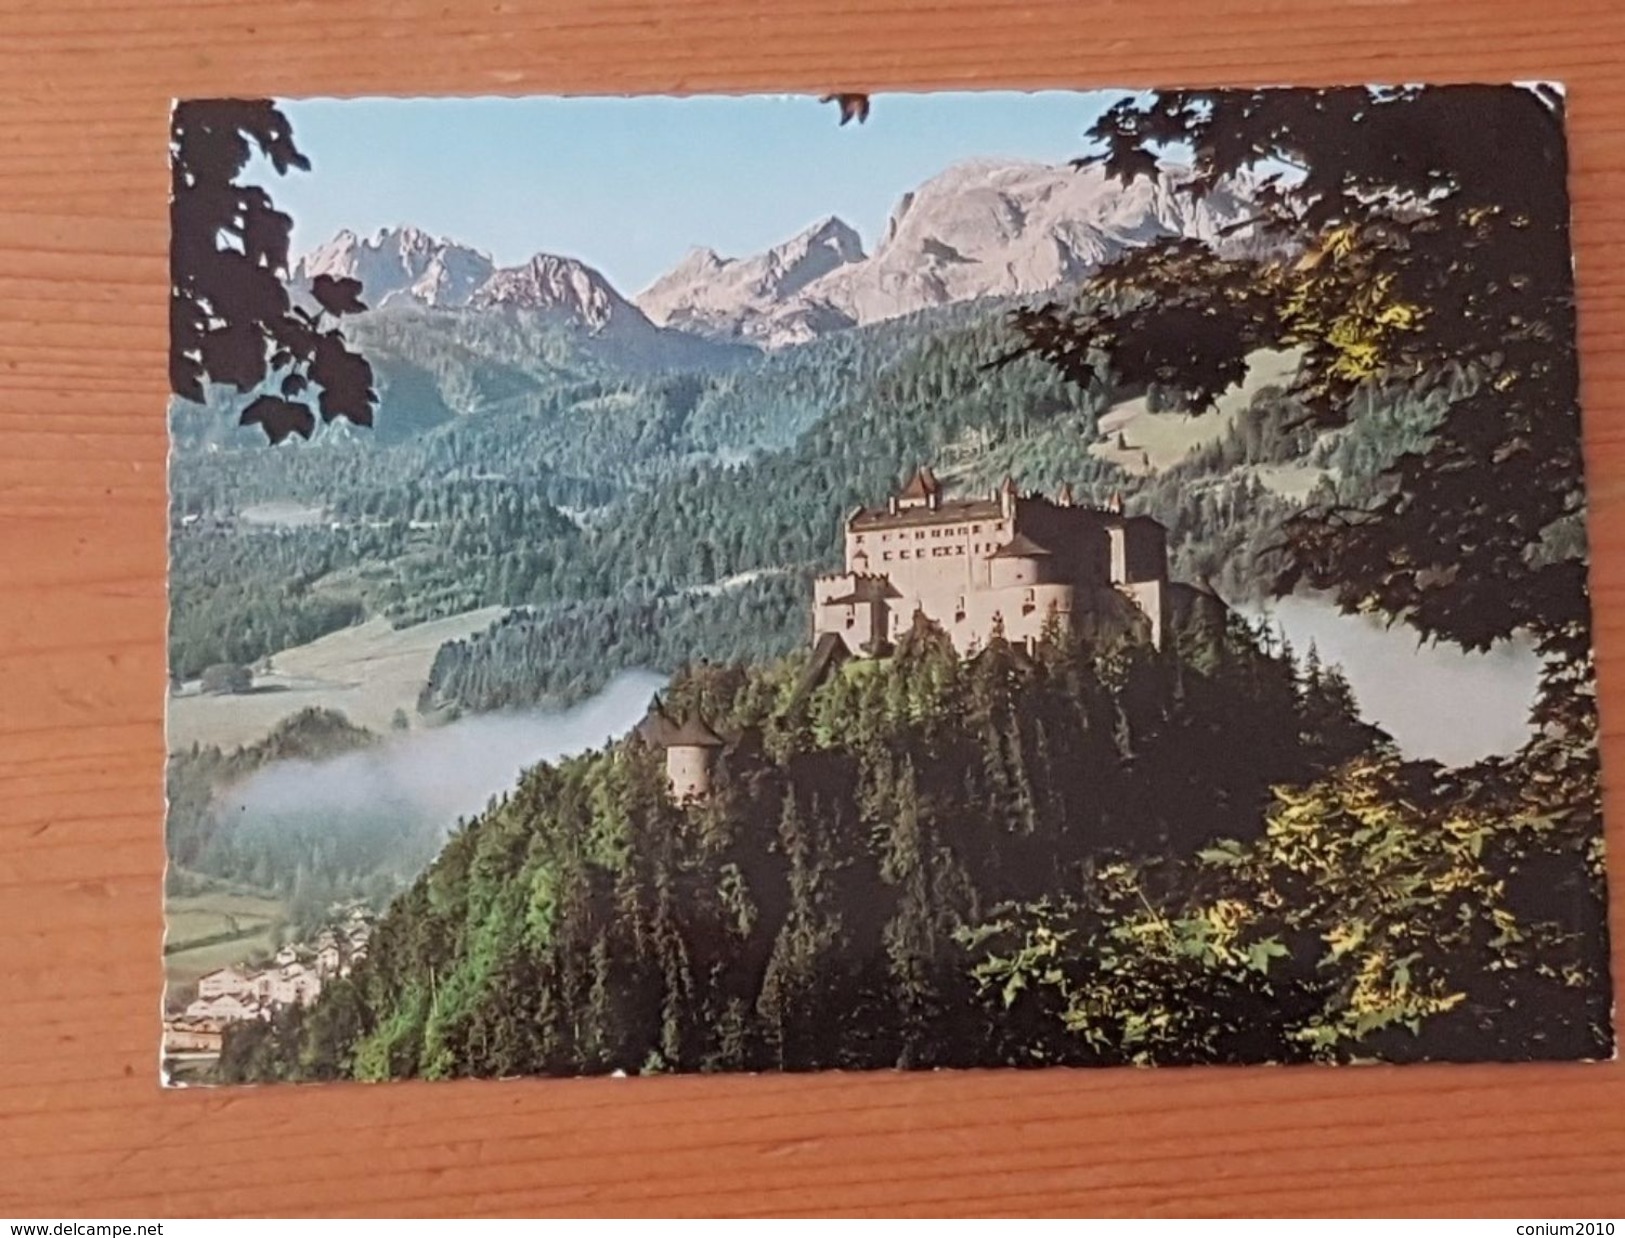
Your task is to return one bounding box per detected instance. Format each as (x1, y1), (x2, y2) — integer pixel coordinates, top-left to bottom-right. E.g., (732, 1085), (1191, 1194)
(813, 467), (1170, 657)
(184, 991), (262, 1023)
(195, 965), (254, 1002)
(255, 961), (322, 1007)
(315, 941), (342, 978)
(162, 1016), (224, 1055)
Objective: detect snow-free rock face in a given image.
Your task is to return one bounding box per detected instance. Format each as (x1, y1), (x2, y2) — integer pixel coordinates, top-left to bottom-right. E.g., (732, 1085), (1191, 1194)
(466, 252), (638, 332)
(293, 232), (668, 341)
(636, 158), (1255, 347)
(292, 226), (496, 309)
(293, 156), (1254, 353)
(635, 216), (866, 346)
(813, 158), (1245, 323)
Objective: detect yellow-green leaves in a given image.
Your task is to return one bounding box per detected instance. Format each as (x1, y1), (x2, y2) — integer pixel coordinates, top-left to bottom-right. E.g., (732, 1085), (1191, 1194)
(963, 750), (1585, 1064)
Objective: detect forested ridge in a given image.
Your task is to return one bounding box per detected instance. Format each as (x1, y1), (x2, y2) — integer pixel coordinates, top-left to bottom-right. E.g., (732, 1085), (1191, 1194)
(169, 268), (1443, 695)
(220, 614), (1608, 1082)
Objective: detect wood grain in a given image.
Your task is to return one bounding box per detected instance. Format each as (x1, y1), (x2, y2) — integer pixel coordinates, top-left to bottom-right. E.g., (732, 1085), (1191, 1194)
(2, 0), (1624, 1217)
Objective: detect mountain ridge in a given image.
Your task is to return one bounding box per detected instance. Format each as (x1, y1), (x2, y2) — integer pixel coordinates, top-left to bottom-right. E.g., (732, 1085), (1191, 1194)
(635, 215), (866, 345)
(634, 158), (1256, 347)
(292, 157), (1256, 351)
(292, 226), (497, 310)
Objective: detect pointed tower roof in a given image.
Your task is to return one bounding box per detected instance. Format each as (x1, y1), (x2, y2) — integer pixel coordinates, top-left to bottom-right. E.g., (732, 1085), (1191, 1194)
(666, 714), (724, 748)
(1000, 474), (1019, 496)
(898, 464), (941, 502)
(634, 694), (678, 746)
(1056, 482), (1076, 507)
(1106, 489), (1124, 514)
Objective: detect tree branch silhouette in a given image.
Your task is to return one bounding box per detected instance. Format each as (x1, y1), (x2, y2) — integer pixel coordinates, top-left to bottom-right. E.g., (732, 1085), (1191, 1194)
(170, 99), (377, 444)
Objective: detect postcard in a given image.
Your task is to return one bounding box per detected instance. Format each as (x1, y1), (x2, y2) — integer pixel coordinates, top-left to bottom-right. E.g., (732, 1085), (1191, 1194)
(164, 85), (1610, 1084)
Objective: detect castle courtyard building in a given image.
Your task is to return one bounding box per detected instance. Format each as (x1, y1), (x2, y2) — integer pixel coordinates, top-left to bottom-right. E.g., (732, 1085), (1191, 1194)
(813, 467), (1169, 657)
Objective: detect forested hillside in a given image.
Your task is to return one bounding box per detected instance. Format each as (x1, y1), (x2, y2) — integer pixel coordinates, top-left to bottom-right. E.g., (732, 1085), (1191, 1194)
(168, 303), (998, 677)
(170, 289), (1446, 699)
(220, 615), (1608, 1083)
(420, 572), (809, 715)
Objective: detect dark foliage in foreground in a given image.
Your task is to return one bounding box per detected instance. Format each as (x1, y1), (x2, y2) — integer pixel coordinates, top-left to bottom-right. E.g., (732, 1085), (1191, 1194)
(170, 100), (377, 441)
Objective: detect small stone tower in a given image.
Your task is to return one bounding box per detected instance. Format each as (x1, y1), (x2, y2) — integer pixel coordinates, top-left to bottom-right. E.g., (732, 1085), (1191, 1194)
(635, 696), (724, 801)
(663, 714), (724, 801)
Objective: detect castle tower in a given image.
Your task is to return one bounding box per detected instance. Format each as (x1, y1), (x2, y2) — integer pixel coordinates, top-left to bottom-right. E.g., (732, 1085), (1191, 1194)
(662, 714), (724, 801)
(634, 698), (724, 801)
(987, 531), (1054, 589)
(895, 464), (942, 512)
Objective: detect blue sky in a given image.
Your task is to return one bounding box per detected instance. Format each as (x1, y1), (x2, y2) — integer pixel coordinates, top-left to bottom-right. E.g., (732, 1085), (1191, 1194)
(257, 92), (1131, 292)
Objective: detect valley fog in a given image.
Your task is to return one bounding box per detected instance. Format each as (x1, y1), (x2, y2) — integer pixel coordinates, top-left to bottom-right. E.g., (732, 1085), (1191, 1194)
(217, 670), (666, 847)
(217, 593), (1547, 860)
(1247, 595), (1542, 766)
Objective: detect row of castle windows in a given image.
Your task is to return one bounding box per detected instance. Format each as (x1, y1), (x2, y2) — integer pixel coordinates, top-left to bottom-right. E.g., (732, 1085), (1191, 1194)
(856, 522), (1005, 546)
(883, 540), (1022, 562)
(880, 545), (971, 562)
(888, 608), (1033, 632)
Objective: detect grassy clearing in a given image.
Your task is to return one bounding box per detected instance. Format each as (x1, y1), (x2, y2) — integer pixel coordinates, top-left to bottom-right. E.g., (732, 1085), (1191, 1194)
(166, 605), (506, 752)
(1250, 461), (1332, 502)
(1091, 348), (1305, 475)
(163, 886), (286, 999)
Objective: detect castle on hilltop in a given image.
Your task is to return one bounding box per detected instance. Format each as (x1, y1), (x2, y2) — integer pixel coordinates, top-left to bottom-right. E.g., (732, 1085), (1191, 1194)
(637, 467), (1179, 802)
(812, 467), (1170, 657)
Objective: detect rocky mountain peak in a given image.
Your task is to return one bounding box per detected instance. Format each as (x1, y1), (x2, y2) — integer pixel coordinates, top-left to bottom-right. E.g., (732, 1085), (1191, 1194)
(634, 214), (866, 345)
(292, 226), (495, 310)
(637, 157), (1256, 348)
(466, 252), (633, 332)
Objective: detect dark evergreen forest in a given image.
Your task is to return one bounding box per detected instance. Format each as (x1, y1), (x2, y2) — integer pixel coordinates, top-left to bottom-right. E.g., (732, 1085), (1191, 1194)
(219, 615), (1608, 1082)
(172, 85), (1609, 1082)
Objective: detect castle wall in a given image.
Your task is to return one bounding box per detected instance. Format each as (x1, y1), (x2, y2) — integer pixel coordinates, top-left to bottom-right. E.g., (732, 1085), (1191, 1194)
(814, 572), (891, 655)
(666, 746), (713, 801)
(978, 582), (1076, 652)
(847, 517), (1005, 595)
(1109, 520), (1167, 584)
(1120, 579), (1166, 649)
(1016, 505), (1113, 582)
(864, 580), (1077, 654)
(988, 553), (1050, 590)
(814, 488), (1171, 658)
(815, 598), (887, 656)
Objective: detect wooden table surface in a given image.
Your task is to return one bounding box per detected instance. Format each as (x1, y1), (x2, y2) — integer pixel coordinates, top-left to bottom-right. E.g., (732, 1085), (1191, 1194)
(3, 0), (1625, 1217)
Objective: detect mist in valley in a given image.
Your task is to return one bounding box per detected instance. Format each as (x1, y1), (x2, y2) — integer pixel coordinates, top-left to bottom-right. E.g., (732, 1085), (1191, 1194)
(1248, 595), (1545, 767)
(211, 670), (666, 902)
(205, 596), (1550, 920)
